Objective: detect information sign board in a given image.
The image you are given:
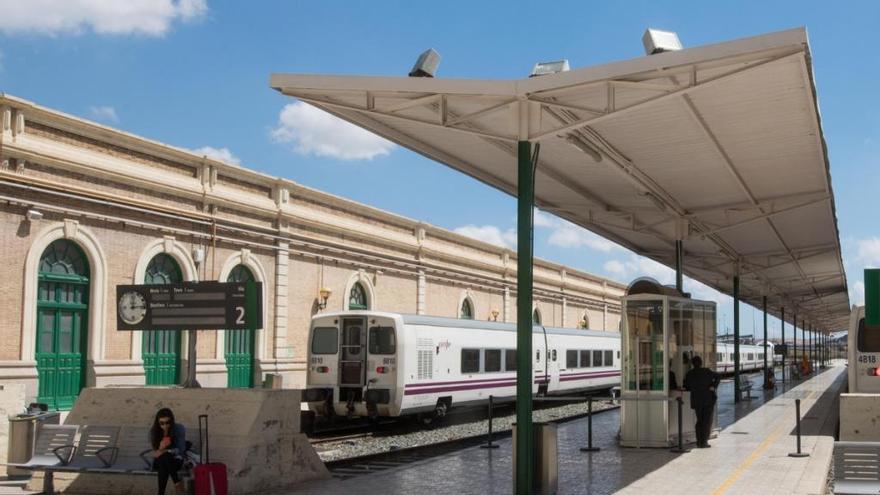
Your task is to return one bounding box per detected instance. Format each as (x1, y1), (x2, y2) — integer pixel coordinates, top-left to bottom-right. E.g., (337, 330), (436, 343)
(116, 281), (262, 331)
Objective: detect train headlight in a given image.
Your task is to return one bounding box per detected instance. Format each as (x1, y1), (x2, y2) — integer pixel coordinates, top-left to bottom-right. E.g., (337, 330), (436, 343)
(316, 366), (330, 373)
(376, 366), (389, 374)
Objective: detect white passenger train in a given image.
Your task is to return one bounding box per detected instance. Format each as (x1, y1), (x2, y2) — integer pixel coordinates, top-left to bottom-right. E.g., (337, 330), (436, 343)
(304, 311), (620, 419)
(715, 342), (776, 374)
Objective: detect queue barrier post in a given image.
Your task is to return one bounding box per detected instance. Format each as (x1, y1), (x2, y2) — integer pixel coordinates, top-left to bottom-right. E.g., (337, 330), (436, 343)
(481, 394), (499, 449)
(580, 396), (600, 453)
(788, 399), (809, 458)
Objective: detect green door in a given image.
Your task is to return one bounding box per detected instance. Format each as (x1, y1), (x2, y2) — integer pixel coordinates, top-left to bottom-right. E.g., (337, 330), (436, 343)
(36, 240), (89, 410)
(142, 254), (182, 385)
(225, 265), (255, 388)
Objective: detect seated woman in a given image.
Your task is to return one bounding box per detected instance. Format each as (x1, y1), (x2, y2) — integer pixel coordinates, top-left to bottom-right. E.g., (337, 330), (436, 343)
(150, 408), (186, 494)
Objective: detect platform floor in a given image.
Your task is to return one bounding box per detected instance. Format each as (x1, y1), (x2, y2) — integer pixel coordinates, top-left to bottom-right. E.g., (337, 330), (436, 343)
(0, 365), (843, 495)
(289, 364), (844, 495)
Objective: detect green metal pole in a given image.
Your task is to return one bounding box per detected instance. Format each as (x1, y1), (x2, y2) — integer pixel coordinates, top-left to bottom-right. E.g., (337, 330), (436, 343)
(781, 307), (786, 383)
(515, 140), (534, 495)
(801, 320), (806, 374)
(734, 275), (741, 402)
(763, 295), (769, 388)
(792, 310), (797, 368)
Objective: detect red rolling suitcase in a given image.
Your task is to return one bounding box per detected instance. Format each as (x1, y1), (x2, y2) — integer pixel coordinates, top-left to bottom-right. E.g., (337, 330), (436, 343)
(194, 414), (228, 495)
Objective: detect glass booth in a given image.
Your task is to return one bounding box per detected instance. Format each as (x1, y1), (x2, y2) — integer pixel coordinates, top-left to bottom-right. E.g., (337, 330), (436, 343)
(620, 293), (717, 447)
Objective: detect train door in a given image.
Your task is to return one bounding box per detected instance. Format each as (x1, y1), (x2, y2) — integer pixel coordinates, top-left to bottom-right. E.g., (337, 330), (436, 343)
(546, 333), (560, 392)
(850, 306), (880, 394)
(339, 317), (367, 407)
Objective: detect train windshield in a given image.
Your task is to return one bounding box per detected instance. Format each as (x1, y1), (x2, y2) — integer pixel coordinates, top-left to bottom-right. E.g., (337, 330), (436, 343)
(312, 327), (338, 354)
(858, 318), (880, 352)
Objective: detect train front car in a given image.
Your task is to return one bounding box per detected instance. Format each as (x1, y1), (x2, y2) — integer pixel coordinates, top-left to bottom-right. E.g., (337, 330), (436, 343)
(849, 305), (880, 394)
(305, 311), (403, 418)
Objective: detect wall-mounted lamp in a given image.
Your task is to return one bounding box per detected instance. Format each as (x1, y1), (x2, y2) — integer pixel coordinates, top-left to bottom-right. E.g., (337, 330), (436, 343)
(317, 287), (332, 310)
(490, 309), (500, 322)
(26, 209), (43, 221)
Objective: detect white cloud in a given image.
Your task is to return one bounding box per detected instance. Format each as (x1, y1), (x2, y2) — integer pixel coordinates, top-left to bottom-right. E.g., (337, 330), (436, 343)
(271, 102), (395, 161)
(453, 225), (517, 249)
(534, 209), (620, 252)
(191, 146), (240, 165)
(89, 105), (118, 123)
(852, 280), (865, 307)
(857, 238), (880, 267)
(603, 254), (675, 284)
(0, 0), (207, 37)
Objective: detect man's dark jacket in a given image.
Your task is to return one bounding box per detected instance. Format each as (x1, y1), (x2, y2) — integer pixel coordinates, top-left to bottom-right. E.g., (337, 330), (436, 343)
(683, 367), (721, 409)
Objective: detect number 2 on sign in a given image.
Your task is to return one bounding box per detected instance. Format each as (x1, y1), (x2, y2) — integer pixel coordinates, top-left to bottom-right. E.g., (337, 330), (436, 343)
(235, 306), (245, 325)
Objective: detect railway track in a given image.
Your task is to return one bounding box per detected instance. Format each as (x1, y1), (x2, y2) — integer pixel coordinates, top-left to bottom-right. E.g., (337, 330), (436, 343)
(323, 401), (620, 480)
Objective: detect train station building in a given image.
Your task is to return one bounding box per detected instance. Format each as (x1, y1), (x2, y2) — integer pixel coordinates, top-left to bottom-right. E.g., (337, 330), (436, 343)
(0, 93), (624, 409)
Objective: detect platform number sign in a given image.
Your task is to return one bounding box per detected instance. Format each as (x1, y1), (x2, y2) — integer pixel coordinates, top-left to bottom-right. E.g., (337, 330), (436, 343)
(116, 281), (263, 331)
(866, 269), (880, 327)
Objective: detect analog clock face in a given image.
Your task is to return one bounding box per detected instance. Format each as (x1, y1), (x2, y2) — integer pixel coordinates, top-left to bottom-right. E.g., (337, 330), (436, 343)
(119, 291), (147, 325)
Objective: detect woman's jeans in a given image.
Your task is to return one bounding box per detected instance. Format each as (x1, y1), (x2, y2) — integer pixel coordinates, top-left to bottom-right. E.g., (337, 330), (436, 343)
(153, 452), (182, 494)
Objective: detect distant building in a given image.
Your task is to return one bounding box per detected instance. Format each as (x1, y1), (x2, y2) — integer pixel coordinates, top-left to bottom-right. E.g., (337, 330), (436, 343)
(0, 94), (625, 409)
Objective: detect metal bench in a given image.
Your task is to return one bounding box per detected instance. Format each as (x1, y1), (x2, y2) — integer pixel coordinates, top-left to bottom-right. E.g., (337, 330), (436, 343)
(4, 424), (78, 493)
(53, 425), (120, 472)
(739, 380), (755, 400)
(834, 441), (880, 495)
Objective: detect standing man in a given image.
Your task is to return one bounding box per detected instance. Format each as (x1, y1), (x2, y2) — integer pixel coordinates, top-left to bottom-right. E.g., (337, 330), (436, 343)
(684, 355), (721, 448)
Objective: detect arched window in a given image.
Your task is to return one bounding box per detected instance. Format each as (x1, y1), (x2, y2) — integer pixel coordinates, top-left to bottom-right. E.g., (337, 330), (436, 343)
(580, 312), (590, 329)
(225, 265), (255, 388)
(460, 298), (474, 319)
(36, 239), (90, 410)
(143, 253), (183, 385)
(349, 282), (368, 310)
(533, 308), (542, 325)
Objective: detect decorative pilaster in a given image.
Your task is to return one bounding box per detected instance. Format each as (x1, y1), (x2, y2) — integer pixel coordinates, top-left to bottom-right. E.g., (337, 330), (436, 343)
(274, 241), (292, 360)
(417, 269), (426, 315)
(503, 285), (511, 322)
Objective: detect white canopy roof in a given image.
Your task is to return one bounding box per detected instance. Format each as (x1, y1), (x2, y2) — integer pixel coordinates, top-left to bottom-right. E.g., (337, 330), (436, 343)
(271, 27), (849, 331)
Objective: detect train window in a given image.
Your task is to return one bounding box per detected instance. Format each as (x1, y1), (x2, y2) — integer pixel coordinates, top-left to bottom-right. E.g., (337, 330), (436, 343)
(368, 326), (396, 355)
(461, 349), (480, 373)
(858, 318), (880, 352)
(604, 350), (613, 366)
(552, 349), (557, 362)
(536, 349), (541, 362)
(593, 350), (603, 367)
(311, 327), (338, 354)
(580, 350), (591, 367)
(505, 350), (517, 371)
(747, 353), (754, 360)
(485, 350), (502, 372)
(566, 350), (578, 369)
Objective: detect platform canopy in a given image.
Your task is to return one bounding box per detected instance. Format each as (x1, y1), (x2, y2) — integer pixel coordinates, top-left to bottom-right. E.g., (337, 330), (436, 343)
(271, 27), (849, 331)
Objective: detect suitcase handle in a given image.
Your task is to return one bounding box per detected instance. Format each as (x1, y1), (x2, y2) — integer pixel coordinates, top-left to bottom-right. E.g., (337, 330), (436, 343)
(198, 414), (209, 464)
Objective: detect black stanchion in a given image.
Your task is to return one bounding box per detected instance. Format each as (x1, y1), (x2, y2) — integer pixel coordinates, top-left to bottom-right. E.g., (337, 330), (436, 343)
(580, 396), (600, 452)
(670, 396), (690, 453)
(480, 395), (499, 449)
(788, 398), (809, 458)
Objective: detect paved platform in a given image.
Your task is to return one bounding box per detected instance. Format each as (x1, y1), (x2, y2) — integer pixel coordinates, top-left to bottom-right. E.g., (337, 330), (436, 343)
(288, 365), (844, 495)
(0, 365), (843, 495)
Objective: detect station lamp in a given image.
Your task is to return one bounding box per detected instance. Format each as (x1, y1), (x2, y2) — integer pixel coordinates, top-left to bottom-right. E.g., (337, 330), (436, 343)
(530, 59), (570, 77)
(409, 49), (441, 78)
(642, 28), (683, 55)
(317, 287), (332, 310)
(490, 309), (500, 321)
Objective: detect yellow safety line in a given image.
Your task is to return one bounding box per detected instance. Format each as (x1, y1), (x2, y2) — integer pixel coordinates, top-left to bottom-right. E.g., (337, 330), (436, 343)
(711, 390), (818, 495)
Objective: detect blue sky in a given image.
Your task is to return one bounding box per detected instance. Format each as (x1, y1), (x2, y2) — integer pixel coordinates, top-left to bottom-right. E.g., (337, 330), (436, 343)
(2, 0), (878, 338)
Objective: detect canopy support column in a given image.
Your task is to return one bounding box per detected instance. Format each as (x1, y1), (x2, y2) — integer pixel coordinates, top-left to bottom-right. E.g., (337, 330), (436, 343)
(675, 240), (684, 293)
(763, 295), (770, 389)
(515, 139), (535, 495)
(801, 320), (806, 374)
(781, 306), (786, 383)
(793, 310), (798, 368)
(734, 274), (741, 403)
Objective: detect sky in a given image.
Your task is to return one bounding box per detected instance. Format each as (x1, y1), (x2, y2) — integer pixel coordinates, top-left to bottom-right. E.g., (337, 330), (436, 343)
(1, 0), (878, 339)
